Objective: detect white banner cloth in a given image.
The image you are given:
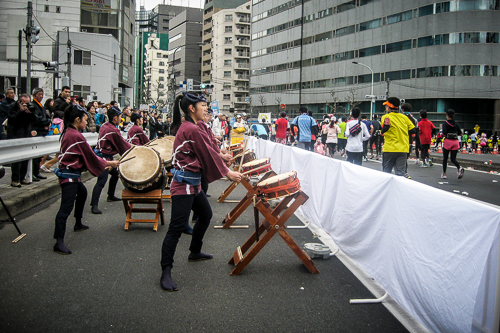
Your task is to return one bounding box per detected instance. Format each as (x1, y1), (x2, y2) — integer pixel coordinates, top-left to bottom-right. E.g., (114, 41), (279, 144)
(247, 137), (500, 333)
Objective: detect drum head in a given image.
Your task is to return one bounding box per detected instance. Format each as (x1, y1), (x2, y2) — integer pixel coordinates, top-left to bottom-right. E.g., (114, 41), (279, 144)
(119, 146), (161, 184)
(242, 158), (269, 168)
(147, 138), (173, 164)
(257, 171), (296, 187)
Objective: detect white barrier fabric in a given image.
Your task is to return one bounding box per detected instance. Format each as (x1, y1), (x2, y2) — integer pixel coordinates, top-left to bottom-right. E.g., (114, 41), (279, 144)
(247, 137), (500, 333)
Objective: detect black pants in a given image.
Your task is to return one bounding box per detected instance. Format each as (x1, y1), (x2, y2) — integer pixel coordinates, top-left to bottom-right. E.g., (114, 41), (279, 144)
(54, 182), (87, 239)
(11, 160), (28, 182)
(161, 191), (212, 269)
(338, 138), (347, 152)
(192, 175), (209, 221)
(383, 152), (407, 176)
(32, 157), (41, 176)
(258, 134), (268, 140)
(369, 136), (381, 155)
(442, 149), (460, 173)
(362, 140), (369, 158)
(91, 167), (118, 206)
(346, 151), (363, 165)
(421, 144), (430, 162)
(326, 143), (336, 157)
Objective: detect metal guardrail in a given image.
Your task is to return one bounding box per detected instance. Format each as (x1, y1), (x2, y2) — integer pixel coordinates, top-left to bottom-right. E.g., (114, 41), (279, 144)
(0, 133), (99, 165)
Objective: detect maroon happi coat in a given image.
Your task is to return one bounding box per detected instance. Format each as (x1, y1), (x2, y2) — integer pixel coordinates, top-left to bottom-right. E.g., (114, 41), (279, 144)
(170, 119), (228, 196)
(96, 122), (132, 160)
(127, 124), (150, 146)
(58, 127), (108, 184)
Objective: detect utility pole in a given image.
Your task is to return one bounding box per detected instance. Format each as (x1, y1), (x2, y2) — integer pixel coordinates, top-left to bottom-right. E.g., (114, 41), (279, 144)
(18, 30), (22, 96)
(66, 27), (71, 89)
(26, 1), (33, 95)
(386, 79), (391, 98)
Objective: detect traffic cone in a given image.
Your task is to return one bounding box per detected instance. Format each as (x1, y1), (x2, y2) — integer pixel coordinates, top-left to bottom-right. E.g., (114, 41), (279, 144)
(461, 143), (467, 154)
(437, 142), (443, 153)
(492, 145), (499, 155)
(476, 145), (482, 154)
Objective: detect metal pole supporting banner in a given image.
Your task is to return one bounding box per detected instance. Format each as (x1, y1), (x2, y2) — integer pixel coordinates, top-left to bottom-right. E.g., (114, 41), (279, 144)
(26, 1), (33, 95)
(18, 30), (22, 96)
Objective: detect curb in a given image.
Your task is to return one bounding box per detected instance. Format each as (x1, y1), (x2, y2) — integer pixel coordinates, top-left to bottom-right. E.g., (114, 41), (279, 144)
(0, 172), (94, 221)
(413, 153), (500, 172)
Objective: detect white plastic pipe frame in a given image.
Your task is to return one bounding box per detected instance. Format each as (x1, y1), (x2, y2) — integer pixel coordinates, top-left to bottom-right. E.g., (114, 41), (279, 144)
(0, 133), (99, 182)
(246, 136), (500, 333)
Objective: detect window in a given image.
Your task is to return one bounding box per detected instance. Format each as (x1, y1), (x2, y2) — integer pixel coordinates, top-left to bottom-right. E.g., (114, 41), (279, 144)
(225, 26), (233, 33)
(314, 55), (331, 65)
(44, 5), (49, 12)
(56, 6), (61, 13)
(73, 85), (91, 99)
(359, 18), (382, 31)
(74, 50), (91, 65)
(158, 84), (164, 89)
(224, 59), (232, 66)
(223, 94), (231, 100)
(386, 40), (412, 53)
(334, 50), (354, 61)
(225, 14), (233, 21)
(225, 37), (233, 44)
(114, 54), (116, 69)
(336, 0), (356, 13)
(224, 71), (232, 77)
(225, 48), (232, 55)
(130, 54), (132, 66)
(387, 10), (413, 24)
(336, 25), (355, 37)
(359, 46), (381, 57)
(159, 69), (164, 74)
(169, 33), (182, 43)
(157, 53), (162, 58)
(159, 76), (164, 81)
(159, 61), (165, 66)
(223, 82), (231, 89)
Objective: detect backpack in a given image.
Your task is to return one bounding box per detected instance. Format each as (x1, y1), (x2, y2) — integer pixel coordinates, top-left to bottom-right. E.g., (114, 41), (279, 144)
(48, 123), (59, 135)
(349, 120), (362, 137)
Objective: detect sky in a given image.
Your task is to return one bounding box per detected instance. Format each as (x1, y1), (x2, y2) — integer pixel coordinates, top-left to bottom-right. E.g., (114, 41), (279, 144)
(137, 0), (204, 11)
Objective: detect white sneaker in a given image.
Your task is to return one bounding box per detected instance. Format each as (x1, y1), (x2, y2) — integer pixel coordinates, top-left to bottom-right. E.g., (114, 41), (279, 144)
(441, 173), (447, 179)
(40, 165), (52, 173)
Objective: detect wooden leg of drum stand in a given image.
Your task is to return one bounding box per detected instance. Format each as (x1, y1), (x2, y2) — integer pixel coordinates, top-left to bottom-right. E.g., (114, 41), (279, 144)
(228, 191), (319, 276)
(217, 181), (239, 203)
(217, 171), (277, 229)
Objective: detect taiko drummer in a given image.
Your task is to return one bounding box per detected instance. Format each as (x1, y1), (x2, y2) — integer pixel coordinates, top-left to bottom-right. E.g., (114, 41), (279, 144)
(53, 104), (120, 254)
(90, 107), (132, 214)
(127, 112), (150, 146)
(160, 91), (242, 291)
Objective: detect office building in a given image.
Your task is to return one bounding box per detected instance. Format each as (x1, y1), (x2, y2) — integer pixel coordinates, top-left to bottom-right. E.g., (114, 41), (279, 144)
(142, 33), (170, 108)
(250, 0), (500, 132)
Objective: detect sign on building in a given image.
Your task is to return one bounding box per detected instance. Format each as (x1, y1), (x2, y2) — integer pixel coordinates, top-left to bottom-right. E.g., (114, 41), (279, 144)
(258, 113), (271, 124)
(187, 79), (193, 91)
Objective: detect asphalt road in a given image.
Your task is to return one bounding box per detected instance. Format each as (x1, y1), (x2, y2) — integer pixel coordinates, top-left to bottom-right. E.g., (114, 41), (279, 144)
(0, 178), (410, 333)
(332, 154), (500, 207)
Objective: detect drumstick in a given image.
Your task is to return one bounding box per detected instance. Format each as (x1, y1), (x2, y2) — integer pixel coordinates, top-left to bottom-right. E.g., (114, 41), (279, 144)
(120, 156), (136, 164)
(240, 163), (271, 176)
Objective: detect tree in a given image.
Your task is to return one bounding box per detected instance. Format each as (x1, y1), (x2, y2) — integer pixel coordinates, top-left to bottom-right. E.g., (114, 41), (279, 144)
(142, 78), (168, 112)
(328, 90), (343, 115)
(275, 97), (282, 117)
(344, 88), (361, 112)
(259, 94), (267, 113)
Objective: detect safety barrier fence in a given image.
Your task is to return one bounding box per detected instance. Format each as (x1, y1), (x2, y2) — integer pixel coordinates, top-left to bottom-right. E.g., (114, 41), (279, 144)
(247, 137), (500, 333)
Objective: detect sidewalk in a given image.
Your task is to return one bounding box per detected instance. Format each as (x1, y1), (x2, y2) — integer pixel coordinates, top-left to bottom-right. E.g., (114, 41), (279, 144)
(425, 151), (500, 172)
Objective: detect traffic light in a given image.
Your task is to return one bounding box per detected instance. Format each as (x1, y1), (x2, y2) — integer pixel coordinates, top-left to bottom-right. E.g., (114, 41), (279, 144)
(200, 83), (214, 89)
(280, 103), (286, 109)
(43, 61), (58, 70)
(31, 26), (40, 44)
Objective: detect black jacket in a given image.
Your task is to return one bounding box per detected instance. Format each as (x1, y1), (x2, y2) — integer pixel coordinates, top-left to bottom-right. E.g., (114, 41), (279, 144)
(53, 95), (69, 112)
(7, 100), (37, 139)
(29, 100), (51, 136)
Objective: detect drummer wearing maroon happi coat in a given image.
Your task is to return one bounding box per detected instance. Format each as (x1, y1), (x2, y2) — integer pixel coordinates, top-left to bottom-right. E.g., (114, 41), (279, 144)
(90, 107), (132, 214)
(127, 112), (150, 146)
(53, 104), (120, 255)
(159, 91), (242, 292)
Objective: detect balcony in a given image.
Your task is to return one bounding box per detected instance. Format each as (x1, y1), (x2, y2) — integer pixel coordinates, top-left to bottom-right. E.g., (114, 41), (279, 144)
(203, 32), (212, 43)
(236, 28), (250, 35)
(202, 74), (211, 82)
(224, 40), (233, 44)
(234, 97), (250, 103)
(202, 53), (211, 62)
(235, 85), (249, 92)
(238, 40), (250, 47)
(202, 63), (211, 72)
(238, 17), (250, 24)
(235, 51), (250, 58)
(235, 74), (249, 81)
(236, 62), (250, 69)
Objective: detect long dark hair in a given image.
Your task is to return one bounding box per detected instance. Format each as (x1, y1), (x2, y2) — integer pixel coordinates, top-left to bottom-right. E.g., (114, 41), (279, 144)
(60, 104), (87, 141)
(171, 93), (206, 135)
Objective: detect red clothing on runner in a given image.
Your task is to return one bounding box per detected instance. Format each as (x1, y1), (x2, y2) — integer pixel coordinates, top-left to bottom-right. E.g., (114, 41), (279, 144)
(275, 118), (288, 139)
(418, 118), (435, 145)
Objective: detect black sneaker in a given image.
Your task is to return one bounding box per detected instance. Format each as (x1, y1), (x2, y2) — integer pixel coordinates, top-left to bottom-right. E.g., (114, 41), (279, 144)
(32, 176), (40, 182)
(91, 205), (102, 214)
(74, 224), (90, 232)
(188, 252), (213, 262)
(35, 174), (47, 180)
(458, 167), (465, 179)
(53, 242), (72, 255)
(107, 196), (121, 202)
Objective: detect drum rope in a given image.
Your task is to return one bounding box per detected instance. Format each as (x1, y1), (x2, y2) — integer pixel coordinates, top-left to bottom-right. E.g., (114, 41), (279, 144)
(258, 177), (301, 196)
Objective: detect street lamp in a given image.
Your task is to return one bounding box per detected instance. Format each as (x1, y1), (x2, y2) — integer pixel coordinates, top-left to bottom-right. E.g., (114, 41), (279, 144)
(353, 61), (375, 120)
